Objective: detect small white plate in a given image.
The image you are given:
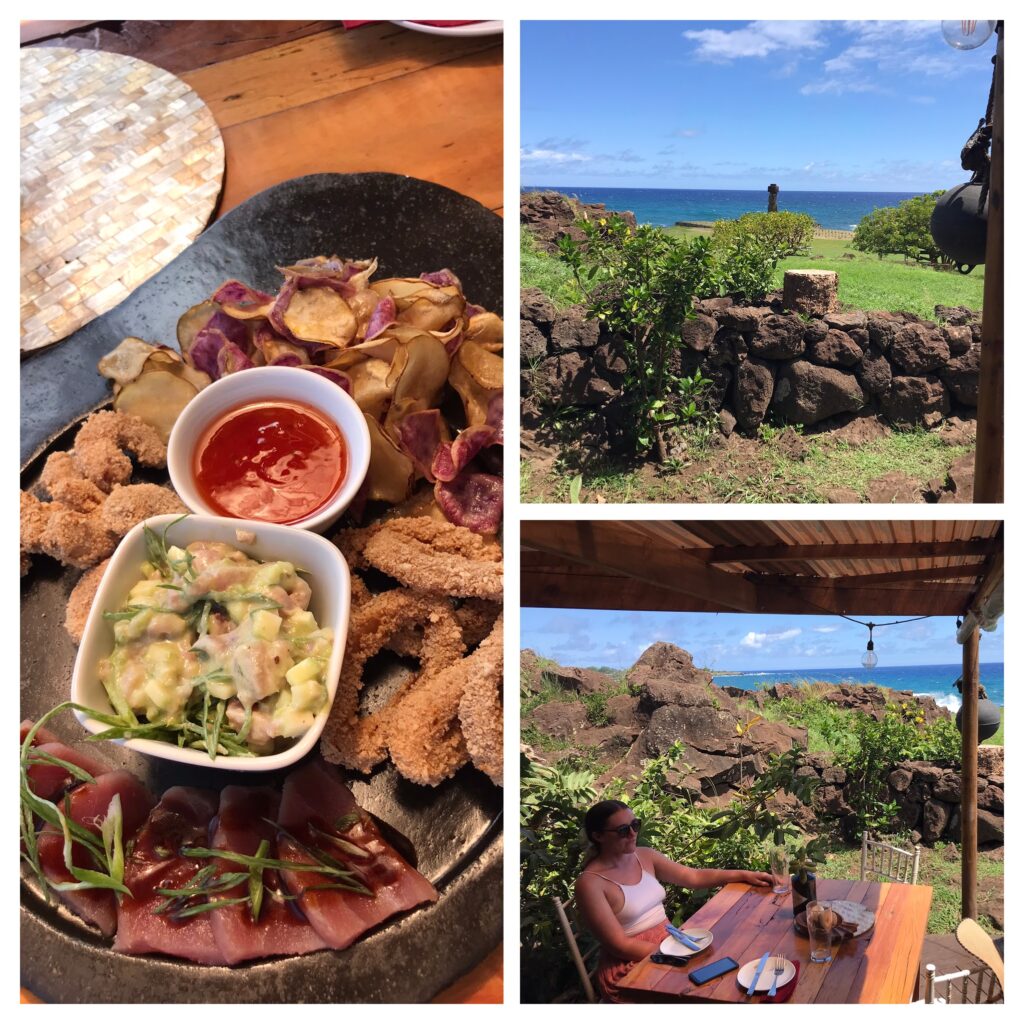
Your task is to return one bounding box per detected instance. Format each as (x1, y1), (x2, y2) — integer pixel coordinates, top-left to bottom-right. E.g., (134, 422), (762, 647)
(659, 928), (713, 957)
(393, 21), (502, 36)
(737, 957), (796, 993)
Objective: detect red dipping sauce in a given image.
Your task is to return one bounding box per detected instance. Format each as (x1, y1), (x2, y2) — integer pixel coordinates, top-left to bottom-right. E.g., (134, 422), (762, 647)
(193, 399), (347, 524)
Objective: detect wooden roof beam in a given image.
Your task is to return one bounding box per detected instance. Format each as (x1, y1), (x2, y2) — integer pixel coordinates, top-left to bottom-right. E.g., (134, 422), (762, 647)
(749, 563), (989, 587)
(520, 520), (761, 613)
(696, 539), (1000, 565)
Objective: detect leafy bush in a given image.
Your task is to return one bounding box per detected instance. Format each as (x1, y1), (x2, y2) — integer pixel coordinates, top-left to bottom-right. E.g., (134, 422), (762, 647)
(852, 191), (949, 266)
(580, 691), (610, 727)
(558, 219), (719, 460)
(712, 211), (815, 259)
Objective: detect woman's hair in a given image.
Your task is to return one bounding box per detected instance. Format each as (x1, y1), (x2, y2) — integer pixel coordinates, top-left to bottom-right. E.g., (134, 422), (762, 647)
(583, 799), (629, 845)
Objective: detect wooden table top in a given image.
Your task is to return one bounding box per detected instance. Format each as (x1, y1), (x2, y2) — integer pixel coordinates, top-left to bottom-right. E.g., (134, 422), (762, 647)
(26, 20), (503, 221)
(618, 879), (933, 1005)
(20, 20), (502, 1004)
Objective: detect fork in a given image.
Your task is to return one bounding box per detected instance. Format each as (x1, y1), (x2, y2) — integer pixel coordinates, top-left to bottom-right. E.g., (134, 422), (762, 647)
(767, 956), (786, 998)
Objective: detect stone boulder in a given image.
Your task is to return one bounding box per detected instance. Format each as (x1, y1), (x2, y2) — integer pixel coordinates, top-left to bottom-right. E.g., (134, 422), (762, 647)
(748, 313), (806, 359)
(680, 313), (718, 353)
(520, 649), (544, 693)
(942, 324), (973, 356)
(888, 324), (950, 374)
(867, 311), (902, 353)
(807, 329), (864, 368)
(717, 306), (763, 333)
(940, 344), (981, 406)
(825, 310), (868, 346)
(520, 287), (557, 331)
(733, 358), (775, 432)
(549, 306), (599, 352)
(783, 269), (838, 315)
(547, 664), (620, 696)
(628, 642), (712, 689)
(881, 376), (949, 428)
(604, 694), (643, 731)
(528, 701), (589, 740)
(520, 319), (548, 365)
(855, 347), (893, 397)
(772, 360), (865, 425)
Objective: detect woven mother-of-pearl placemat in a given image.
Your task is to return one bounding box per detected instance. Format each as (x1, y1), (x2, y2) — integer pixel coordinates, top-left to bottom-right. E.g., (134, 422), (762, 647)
(20, 46), (225, 353)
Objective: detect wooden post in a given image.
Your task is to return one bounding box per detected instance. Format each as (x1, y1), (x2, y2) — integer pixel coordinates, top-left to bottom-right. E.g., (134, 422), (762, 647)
(961, 625), (980, 921)
(974, 23), (1004, 501)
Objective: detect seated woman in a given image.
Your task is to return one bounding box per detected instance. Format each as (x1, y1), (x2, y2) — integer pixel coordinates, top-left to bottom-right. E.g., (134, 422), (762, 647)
(575, 799), (773, 1003)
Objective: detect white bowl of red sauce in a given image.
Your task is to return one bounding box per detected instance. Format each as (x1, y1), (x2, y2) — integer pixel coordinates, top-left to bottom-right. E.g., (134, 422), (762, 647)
(168, 366), (370, 532)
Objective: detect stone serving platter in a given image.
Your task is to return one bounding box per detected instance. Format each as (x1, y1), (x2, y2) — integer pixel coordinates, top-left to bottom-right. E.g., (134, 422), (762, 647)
(20, 173), (503, 1003)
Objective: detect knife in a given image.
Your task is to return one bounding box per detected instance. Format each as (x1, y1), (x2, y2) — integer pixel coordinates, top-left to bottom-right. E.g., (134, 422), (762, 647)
(747, 951), (771, 996)
(665, 923), (702, 951)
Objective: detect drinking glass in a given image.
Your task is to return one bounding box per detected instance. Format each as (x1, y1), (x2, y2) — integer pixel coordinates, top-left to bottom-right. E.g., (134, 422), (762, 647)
(806, 901), (834, 963)
(770, 847), (789, 894)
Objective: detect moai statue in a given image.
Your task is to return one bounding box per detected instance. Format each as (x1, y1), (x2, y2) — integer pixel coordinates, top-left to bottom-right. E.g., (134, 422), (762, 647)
(768, 183), (779, 213)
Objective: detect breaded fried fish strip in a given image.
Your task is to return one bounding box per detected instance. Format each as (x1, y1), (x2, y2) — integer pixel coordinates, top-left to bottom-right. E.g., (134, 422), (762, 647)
(360, 517), (502, 600)
(458, 616), (503, 786)
(320, 589), (464, 774)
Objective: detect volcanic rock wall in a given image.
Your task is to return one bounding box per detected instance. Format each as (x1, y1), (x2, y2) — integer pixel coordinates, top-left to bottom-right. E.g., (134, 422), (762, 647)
(521, 292), (981, 436)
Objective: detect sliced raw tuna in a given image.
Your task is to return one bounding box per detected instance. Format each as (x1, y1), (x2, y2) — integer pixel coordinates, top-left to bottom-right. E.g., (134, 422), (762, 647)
(208, 786), (327, 964)
(26, 741), (111, 801)
(277, 761), (438, 950)
(114, 787), (227, 964)
(37, 770), (155, 937)
(20, 719), (59, 745)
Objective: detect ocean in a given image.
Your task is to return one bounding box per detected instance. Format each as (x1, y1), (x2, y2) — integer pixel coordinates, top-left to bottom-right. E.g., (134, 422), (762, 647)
(522, 185), (923, 233)
(712, 663), (1004, 712)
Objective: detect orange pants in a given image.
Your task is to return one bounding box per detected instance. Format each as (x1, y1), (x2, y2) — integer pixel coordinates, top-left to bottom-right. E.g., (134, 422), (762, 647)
(595, 920), (669, 1003)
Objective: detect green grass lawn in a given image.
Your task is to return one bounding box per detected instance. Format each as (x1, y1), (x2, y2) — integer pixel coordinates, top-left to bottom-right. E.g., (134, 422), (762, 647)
(522, 424), (971, 504)
(520, 226), (582, 309)
(663, 227), (984, 318)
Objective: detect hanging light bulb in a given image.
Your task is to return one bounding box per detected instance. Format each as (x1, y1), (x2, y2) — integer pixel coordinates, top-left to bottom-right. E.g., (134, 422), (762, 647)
(861, 623), (878, 669)
(941, 20), (996, 50)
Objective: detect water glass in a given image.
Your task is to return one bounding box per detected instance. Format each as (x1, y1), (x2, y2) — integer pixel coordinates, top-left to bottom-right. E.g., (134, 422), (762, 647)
(806, 900), (834, 963)
(770, 847), (789, 894)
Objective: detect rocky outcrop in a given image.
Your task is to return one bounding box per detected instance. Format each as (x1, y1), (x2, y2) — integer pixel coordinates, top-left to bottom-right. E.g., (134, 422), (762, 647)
(521, 191), (637, 254)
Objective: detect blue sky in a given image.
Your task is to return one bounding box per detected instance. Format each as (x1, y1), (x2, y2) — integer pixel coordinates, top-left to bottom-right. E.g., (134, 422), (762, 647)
(521, 20), (996, 191)
(519, 609), (1004, 672)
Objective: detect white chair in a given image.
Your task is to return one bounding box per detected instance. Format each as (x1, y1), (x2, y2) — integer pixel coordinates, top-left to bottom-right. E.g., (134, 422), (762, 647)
(859, 831), (921, 884)
(551, 895), (600, 1003)
(920, 963), (1003, 1004)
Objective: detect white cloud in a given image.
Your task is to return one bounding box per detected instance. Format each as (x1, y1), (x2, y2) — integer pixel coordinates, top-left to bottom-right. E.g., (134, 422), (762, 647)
(520, 148), (591, 165)
(740, 627), (801, 649)
(672, 128), (702, 138)
(813, 626), (839, 634)
(684, 21), (827, 62)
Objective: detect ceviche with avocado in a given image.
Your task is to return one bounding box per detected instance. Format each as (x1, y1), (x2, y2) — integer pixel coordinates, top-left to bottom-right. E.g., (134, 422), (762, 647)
(96, 521), (332, 758)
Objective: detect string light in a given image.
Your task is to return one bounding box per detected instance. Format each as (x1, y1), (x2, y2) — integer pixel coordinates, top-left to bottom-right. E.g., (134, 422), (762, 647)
(861, 623), (878, 669)
(941, 20), (996, 50)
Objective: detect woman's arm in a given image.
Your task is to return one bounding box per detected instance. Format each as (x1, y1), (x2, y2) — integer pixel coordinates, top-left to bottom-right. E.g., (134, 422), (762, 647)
(649, 850), (773, 890)
(575, 874), (663, 962)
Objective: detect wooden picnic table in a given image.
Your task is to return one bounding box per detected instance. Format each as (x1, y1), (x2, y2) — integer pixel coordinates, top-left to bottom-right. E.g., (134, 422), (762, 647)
(618, 879), (932, 1004)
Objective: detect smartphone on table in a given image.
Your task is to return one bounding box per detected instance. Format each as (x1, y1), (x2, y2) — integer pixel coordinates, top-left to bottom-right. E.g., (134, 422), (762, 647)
(688, 956), (739, 985)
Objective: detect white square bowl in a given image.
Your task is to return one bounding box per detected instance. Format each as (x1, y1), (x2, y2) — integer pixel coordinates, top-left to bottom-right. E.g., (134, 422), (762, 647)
(71, 513), (350, 771)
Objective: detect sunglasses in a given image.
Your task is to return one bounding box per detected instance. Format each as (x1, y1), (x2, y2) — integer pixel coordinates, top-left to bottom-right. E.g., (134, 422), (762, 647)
(603, 819), (641, 838)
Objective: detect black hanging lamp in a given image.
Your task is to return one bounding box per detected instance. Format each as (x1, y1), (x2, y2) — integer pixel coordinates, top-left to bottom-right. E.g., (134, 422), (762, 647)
(861, 623), (878, 669)
(929, 21), (1001, 274)
(953, 675), (1002, 742)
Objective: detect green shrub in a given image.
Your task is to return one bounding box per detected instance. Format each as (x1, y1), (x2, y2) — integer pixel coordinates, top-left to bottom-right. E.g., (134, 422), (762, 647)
(580, 691), (610, 727)
(852, 191), (949, 266)
(712, 211), (815, 258)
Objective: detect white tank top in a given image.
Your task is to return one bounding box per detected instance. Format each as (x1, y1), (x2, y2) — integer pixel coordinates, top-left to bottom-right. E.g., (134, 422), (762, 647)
(587, 853), (668, 936)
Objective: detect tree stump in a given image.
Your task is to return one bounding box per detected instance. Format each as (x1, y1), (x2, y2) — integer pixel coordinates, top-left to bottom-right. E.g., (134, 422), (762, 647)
(783, 269), (839, 316)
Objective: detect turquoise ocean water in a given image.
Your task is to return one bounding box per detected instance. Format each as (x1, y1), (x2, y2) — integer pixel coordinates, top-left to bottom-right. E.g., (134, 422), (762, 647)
(522, 185), (922, 232)
(712, 662), (1004, 711)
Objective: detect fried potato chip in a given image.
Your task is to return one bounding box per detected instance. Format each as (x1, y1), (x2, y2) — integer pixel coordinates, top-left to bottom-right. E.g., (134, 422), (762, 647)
(113, 370), (198, 443)
(281, 286), (357, 345)
(363, 414), (415, 504)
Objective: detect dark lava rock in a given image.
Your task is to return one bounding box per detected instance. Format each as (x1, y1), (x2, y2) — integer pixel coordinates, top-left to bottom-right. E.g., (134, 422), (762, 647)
(855, 346), (893, 396)
(520, 287), (557, 330)
(550, 306), (599, 352)
(807, 329), (864, 368)
(680, 313), (718, 353)
(940, 343), (981, 406)
(772, 360), (865, 425)
(881, 375), (949, 428)
(733, 357), (775, 431)
(520, 319), (548, 364)
(748, 313), (806, 359)
(888, 323), (950, 374)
